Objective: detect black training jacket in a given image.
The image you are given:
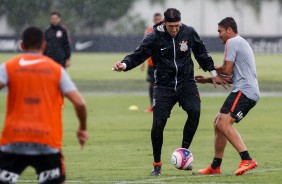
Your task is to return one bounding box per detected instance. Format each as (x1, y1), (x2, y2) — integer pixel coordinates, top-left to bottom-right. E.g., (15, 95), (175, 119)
(44, 25), (71, 67)
(122, 23), (215, 90)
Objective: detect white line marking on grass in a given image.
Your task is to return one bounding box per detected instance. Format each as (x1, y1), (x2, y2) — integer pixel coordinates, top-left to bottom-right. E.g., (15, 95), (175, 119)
(17, 168), (282, 183)
(17, 180), (82, 183)
(80, 91), (282, 97)
(114, 167), (282, 184)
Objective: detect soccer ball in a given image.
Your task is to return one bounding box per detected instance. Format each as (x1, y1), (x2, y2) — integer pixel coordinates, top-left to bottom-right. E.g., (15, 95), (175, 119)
(171, 148), (193, 170)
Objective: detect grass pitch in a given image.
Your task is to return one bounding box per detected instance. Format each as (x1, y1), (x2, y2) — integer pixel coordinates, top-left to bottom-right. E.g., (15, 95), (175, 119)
(0, 53), (281, 183)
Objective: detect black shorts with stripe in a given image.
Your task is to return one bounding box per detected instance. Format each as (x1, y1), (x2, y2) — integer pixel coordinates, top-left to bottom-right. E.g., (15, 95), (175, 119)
(0, 151), (65, 184)
(220, 91), (256, 123)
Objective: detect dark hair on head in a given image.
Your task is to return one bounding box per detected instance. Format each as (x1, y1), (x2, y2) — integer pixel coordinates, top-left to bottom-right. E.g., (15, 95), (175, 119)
(22, 26), (44, 50)
(164, 8), (181, 22)
(50, 11), (60, 17)
(154, 13), (162, 17)
(218, 17), (238, 34)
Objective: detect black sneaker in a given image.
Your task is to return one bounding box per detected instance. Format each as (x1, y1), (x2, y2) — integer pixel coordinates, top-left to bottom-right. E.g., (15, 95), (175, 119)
(150, 162), (162, 176)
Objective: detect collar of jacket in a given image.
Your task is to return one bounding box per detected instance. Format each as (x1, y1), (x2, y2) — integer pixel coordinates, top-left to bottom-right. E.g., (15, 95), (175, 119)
(50, 24), (61, 29)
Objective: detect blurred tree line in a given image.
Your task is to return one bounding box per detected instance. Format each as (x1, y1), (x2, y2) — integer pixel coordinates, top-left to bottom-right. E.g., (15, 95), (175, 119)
(0, 0), (282, 35)
(0, 0), (140, 35)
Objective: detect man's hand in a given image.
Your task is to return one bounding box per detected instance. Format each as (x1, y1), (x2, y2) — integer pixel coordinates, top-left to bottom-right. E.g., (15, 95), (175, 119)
(65, 59), (71, 68)
(195, 75), (212, 84)
(219, 74), (233, 84)
(212, 75), (231, 90)
(112, 62), (126, 72)
(77, 128), (88, 150)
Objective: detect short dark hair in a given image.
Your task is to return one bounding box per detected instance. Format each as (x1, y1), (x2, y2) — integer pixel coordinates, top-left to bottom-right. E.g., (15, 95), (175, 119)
(164, 8), (181, 22)
(22, 26), (44, 50)
(153, 13), (162, 18)
(218, 17), (238, 34)
(50, 11), (60, 17)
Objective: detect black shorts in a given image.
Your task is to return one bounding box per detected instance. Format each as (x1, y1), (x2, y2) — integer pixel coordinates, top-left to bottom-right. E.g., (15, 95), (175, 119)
(146, 66), (155, 82)
(0, 151), (65, 184)
(153, 85), (200, 120)
(220, 91), (256, 123)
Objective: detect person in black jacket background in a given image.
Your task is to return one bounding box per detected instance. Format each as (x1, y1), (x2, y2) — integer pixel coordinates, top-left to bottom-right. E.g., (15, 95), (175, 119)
(112, 8), (229, 176)
(44, 11), (71, 68)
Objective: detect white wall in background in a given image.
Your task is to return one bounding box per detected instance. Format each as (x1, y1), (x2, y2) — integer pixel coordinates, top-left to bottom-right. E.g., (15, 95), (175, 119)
(129, 0), (282, 36)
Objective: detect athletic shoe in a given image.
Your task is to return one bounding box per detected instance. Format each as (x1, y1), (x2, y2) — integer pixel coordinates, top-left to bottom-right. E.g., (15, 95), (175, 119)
(235, 159), (257, 176)
(145, 106), (153, 113)
(198, 165), (221, 175)
(151, 162), (162, 176)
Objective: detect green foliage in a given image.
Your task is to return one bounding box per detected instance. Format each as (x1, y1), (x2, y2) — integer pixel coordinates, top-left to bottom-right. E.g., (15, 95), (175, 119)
(0, 0), (136, 34)
(0, 0), (51, 34)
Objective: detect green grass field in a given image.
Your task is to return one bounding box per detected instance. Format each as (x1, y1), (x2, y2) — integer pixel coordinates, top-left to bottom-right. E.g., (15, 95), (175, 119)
(0, 53), (281, 183)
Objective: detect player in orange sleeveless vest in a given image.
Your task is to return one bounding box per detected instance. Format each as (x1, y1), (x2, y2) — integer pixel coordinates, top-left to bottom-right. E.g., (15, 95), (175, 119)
(0, 27), (88, 184)
(141, 13), (163, 113)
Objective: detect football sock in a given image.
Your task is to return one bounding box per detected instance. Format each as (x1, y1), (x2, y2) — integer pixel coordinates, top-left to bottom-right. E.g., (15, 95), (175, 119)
(211, 158), (222, 169)
(239, 151), (252, 160)
(154, 155), (161, 163)
(153, 161), (162, 167)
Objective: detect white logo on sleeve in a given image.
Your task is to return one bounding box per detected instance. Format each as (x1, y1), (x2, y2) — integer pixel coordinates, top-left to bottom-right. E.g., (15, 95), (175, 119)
(19, 58), (46, 66)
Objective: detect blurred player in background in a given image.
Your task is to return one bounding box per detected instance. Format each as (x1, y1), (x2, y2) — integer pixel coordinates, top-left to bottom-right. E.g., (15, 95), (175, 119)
(141, 13), (162, 113)
(44, 11), (71, 68)
(113, 8), (228, 176)
(0, 26), (88, 184)
(196, 17), (260, 176)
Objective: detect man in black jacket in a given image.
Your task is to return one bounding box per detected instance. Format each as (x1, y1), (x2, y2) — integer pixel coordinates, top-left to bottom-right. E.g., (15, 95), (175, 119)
(112, 8), (228, 176)
(44, 11), (71, 68)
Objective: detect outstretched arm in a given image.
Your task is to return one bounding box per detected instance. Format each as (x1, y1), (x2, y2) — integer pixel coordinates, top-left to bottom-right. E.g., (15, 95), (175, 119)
(191, 28), (215, 72)
(191, 28), (230, 89)
(195, 74), (233, 84)
(112, 32), (156, 72)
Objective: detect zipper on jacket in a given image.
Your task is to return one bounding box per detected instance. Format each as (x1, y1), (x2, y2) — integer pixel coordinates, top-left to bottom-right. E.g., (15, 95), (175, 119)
(172, 38), (178, 91)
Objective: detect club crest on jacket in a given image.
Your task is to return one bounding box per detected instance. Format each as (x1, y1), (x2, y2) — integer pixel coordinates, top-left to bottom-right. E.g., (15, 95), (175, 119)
(56, 30), (63, 38)
(179, 41), (188, 52)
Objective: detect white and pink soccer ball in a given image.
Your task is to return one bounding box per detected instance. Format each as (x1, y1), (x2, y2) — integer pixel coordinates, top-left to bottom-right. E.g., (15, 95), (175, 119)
(171, 148), (193, 170)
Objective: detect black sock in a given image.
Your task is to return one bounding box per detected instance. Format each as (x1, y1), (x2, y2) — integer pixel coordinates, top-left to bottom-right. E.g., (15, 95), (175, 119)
(239, 151), (252, 160)
(211, 158), (222, 169)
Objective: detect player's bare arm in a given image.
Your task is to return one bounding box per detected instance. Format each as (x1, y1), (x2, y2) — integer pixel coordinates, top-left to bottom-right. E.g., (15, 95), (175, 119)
(195, 75), (212, 84)
(65, 91), (88, 149)
(195, 75), (232, 84)
(215, 60), (234, 76)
